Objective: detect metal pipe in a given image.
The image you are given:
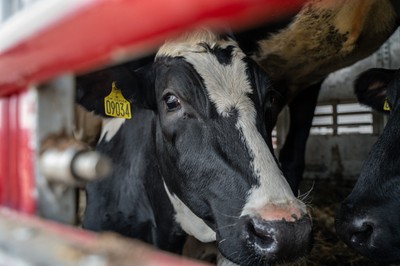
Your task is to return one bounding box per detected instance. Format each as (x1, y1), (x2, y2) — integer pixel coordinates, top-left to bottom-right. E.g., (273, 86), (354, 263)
(40, 148), (111, 186)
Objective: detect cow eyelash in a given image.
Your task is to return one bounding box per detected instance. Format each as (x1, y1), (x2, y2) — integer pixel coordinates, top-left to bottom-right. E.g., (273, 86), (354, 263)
(163, 93), (181, 111)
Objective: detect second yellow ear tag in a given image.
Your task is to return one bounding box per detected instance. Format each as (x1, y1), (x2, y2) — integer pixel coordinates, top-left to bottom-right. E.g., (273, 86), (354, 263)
(104, 82), (132, 119)
(383, 97), (391, 111)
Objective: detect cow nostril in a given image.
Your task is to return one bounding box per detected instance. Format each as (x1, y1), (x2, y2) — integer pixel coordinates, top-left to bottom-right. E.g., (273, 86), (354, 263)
(350, 222), (374, 246)
(239, 215), (312, 263)
(248, 221), (275, 249)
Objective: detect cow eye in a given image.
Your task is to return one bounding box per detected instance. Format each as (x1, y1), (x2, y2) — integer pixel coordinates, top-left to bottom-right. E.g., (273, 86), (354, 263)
(164, 93), (181, 111)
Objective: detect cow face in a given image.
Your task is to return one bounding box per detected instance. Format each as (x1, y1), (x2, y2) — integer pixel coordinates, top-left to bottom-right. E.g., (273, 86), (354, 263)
(336, 68), (400, 262)
(140, 30), (311, 265)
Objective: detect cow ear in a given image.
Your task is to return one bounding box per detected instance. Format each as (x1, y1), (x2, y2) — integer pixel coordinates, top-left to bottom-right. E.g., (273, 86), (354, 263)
(354, 68), (397, 113)
(76, 61), (155, 117)
(125, 64), (156, 110)
(247, 59), (284, 132)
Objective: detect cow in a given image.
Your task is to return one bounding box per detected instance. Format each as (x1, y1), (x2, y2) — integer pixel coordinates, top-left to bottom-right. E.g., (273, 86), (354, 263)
(335, 67), (400, 262)
(78, 29), (312, 266)
(235, 0), (400, 194)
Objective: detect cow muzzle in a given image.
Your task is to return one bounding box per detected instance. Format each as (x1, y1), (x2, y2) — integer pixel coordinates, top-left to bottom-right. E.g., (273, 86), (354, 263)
(217, 206), (312, 266)
(244, 215), (312, 263)
(335, 201), (400, 262)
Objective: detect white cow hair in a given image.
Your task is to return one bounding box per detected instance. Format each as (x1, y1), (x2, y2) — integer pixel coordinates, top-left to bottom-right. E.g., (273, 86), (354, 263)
(157, 29), (306, 217)
(163, 182), (216, 242)
(157, 29), (237, 59)
(217, 252), (239, 266)
(98, 118), (125, 143)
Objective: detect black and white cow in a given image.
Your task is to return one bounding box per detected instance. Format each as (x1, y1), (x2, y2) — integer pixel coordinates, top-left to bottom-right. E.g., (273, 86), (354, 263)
(79, 29), (312, 265)
(335, 68), (400, 262)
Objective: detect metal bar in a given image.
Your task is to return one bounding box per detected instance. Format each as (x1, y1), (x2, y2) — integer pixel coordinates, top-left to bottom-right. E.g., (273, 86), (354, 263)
(34, 76), (77, 223)
(0, 91), (37, 214)
(0, 0), (304, 96)
(8, 95), (20, 209)
(0, 207), (210, 266)
(312, 123), (373, 127)
(17, 90), (36, 214)
(315, 111), (372, 116)
(0, 98), (9, 206)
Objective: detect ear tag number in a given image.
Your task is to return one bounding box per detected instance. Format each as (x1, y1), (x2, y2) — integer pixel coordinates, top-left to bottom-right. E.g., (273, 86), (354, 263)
(104, 82), (132, 119)
(383, 97), (391, 111)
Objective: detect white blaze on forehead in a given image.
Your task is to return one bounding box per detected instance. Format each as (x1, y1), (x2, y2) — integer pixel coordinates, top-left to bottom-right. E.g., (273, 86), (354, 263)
(157, 29), (230, 59)
(163, 182), (216, 242)
(159, 29), (306, 215)
(98, 118), (125, 143)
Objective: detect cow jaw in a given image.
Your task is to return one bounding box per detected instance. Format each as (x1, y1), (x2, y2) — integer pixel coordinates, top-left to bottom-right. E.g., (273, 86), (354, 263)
(163, 182), (216, 242)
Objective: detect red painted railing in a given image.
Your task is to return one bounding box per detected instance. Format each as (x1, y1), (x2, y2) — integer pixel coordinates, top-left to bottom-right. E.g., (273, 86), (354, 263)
(0, 0), (304, 96)
(0, 92), (36, 213)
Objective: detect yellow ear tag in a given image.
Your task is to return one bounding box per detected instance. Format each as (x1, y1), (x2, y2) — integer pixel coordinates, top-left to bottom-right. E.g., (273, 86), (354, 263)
(104, 82), (132, 119)
(383, 97), (391, 111)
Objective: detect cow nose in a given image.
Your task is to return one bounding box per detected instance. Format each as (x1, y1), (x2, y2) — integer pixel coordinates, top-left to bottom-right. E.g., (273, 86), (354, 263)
(349, 219), (374, 246)
(247, 218), (276, 252)
(243, 215), (312, 262)
(335, 202), (378, 249)
(336, 217), (376, 248)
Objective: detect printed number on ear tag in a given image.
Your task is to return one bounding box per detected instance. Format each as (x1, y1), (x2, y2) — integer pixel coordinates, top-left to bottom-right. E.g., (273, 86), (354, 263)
(104, 82), (132, 119)
(383, 97), (391, 111)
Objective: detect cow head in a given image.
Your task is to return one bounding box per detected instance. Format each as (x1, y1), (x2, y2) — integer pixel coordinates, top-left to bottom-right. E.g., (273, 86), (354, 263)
(353, 68), (394, 114)
(79, 29), (312, 265)
(336, 68), (400, 262)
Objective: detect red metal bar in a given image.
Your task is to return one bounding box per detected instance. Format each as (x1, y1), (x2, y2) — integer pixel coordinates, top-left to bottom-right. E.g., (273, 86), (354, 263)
(18, 91), (36, 214)
(0, 99), (9, 206)
(0, 0), (304, 96)
(0, 91), (36, 213)
(8, 95), (20, 209)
